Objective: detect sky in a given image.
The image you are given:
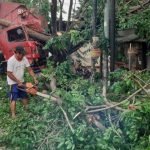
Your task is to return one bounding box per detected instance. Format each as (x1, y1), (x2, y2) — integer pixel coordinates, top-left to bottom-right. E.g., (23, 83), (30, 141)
(48, 0), (80, 21)
(62, 0), (80, 20)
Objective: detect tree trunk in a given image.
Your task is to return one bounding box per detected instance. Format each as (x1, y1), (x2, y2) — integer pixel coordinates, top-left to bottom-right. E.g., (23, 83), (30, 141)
(67, 0), (73, 30)
(51, 0), (57, 35)
(102, 52), (108, 99)
(109, 0), (116, 72)
(90, 0), (97, 82)
(0, 18), (11, 27)
(26, 28), (51, 42)
(58, 0), (64, 31)
(92, 0), (97, 37)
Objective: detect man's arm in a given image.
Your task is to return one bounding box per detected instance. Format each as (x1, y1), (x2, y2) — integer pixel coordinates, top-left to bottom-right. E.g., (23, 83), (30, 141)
(7, 71), (22, 85)
(27, 67), (38, 84)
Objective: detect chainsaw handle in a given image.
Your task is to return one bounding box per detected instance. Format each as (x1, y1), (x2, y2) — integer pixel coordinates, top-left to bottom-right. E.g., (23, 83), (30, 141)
(17, 83), (37, 95)
(17, 82), (25, 87)
(18, 82), (35, 90)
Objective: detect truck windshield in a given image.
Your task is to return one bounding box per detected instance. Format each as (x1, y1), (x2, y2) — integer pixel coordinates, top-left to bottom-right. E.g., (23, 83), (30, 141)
(7, 27), (26, 42)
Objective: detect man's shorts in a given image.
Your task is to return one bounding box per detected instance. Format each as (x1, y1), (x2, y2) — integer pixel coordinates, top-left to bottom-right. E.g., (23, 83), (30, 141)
(9, 84), (28, 101)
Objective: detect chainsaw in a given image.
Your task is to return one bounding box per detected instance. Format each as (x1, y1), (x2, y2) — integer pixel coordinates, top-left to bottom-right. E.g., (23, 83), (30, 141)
(18, 82), (62, 105)
(19, 83), (74, 132)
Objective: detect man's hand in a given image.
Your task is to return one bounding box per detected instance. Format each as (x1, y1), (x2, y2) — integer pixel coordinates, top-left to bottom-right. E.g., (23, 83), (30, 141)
(17, 81), (24, 87)
(27, 67), (38, 85)
(34, 78), (38, 85)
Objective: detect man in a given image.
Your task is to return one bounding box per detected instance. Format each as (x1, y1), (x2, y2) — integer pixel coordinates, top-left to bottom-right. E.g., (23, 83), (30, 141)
(7, 46), (38, 118)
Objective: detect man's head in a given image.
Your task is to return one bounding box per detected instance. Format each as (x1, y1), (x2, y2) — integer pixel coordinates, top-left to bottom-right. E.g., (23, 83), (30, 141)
(14, 46), (26, 61)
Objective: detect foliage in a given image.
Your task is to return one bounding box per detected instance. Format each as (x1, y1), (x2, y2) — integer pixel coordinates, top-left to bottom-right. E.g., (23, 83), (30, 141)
(109, 70), (134, 95)
(1, 0), (150, 149)
(0, 63), (103, 149)
(121, 100), (150, 148)
(117, 0), (150, 42)
(0, 63), (150, 150)
(44, 28), (92, 55)
(44, 33), (70, 54)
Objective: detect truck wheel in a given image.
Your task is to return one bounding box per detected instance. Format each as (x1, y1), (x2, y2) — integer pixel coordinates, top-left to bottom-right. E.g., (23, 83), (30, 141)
(0, 53), (6, 74)
(38, 48), (47, 66)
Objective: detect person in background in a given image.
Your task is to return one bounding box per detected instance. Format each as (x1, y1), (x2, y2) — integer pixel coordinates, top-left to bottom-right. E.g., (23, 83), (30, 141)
(7, 46), (38, 118)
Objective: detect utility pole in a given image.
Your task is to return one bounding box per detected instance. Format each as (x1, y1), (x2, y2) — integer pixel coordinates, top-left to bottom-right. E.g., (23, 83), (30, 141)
(92, 0), (97, 37)
(109, 0), (116, 72)
(91, 0), (100, 82)
(51, 0), (57, 35)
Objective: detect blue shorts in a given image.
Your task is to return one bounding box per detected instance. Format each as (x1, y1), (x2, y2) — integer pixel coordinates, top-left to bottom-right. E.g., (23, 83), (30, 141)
(9, 84), (28, 101)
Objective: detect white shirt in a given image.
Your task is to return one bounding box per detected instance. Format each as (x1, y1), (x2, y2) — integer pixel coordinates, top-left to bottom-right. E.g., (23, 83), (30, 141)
(7, 55), (30, 85)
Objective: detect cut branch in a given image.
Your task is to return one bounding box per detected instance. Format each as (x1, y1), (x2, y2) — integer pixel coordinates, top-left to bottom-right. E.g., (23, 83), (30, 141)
(59, 106), (74, 133)
(87, 82), (150, 113)
(132, 78), (150, 96)
(128, 0), (150, 14)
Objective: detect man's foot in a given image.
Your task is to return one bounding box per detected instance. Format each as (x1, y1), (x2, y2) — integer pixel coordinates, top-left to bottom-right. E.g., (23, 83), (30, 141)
(11, 114), (16, 119)
(23, 105), (29, 111)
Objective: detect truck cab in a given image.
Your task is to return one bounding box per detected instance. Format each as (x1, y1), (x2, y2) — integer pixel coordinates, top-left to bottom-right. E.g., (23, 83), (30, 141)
(0, 25), (47, 73)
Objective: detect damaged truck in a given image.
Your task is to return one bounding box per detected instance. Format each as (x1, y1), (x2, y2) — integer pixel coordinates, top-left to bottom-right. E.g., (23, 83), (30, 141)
(0, 2), (51, 73)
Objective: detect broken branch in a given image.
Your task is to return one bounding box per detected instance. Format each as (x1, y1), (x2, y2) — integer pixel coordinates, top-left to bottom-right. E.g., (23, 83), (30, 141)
(87, 82), (150, 113)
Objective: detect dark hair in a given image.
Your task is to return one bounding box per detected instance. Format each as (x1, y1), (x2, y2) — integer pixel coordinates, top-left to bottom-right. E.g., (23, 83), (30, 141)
(15, 46), (26, 55)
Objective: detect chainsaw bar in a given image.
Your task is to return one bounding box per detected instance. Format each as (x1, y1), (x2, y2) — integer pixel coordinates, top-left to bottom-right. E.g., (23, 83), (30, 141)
(36, 91), (59, 101)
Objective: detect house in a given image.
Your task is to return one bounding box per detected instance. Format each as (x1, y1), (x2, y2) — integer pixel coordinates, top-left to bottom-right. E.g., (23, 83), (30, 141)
(116, 28), (150, 70)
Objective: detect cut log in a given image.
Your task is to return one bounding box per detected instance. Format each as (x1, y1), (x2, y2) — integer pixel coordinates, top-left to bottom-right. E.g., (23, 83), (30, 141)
(128, 0), (150, 14)
(0, 18), (12, 27)
(25, 28), (51, 42)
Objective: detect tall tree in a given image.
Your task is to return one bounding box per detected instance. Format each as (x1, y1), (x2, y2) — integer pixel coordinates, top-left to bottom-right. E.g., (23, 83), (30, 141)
(109, 0), (116, 72)
(58, 0), (64, 31)
(51, 0), (57, 34)
(90, 0), (97, 83)
(67, 0), (73, 30)
(92, 0), (97, 37)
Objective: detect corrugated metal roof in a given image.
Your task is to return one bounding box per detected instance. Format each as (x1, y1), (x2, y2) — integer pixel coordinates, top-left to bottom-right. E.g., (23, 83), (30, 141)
(116, 29), (145, 42)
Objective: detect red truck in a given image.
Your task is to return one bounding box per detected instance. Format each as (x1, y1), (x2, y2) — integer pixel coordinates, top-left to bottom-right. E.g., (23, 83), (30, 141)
(0, 2), (50, 73)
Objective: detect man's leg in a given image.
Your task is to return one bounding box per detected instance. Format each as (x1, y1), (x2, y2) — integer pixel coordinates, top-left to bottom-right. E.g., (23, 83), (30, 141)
(9, 84), (18, 118)
(10, 100), (16, 118)
(19, 88), (29, 110)
(22, 98), (28, 109)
